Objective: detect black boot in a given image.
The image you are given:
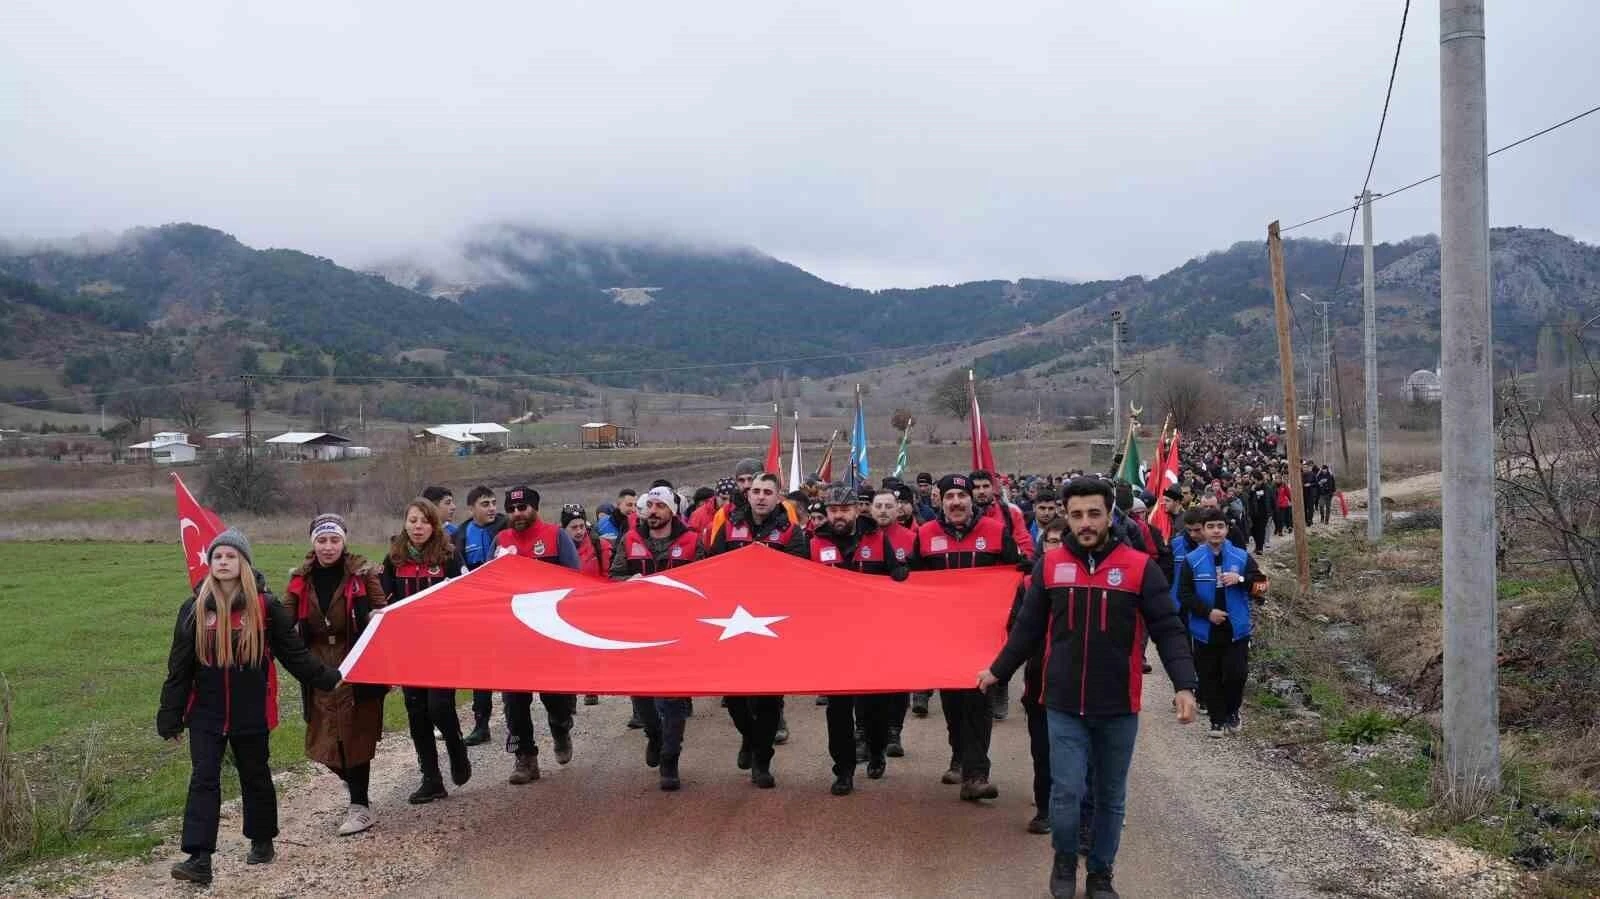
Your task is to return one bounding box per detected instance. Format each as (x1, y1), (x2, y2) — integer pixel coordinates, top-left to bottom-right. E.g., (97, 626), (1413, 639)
(464, 721), (491, 746)
(246, 839), (275, 865)
(830, 774), (853, 796)
(408, 774), (447, 804)
(736, 743), (752, 771)
(447, 741), (473, 786)
(1050, 851), (1077, 899)
(627, 710), (645, 729)
(885, 725), (905, 758)
(751, 764), (776, 789)
(911, 692), (930, 717)
(1028, 813), (1052, 834)
(1084, 869), (1120, 899)
(583, 694), (599, 706)
(658, 754), (681, 791)
(170, 852), (212, 884)
(553, 729), (573, 765)
(866, 753), (886, 780)
(774, 714), (789, 745)
(645, 733), (662, 768)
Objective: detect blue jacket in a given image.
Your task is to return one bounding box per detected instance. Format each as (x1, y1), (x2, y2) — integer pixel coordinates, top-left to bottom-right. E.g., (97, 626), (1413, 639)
(1168, 533), (1194, 610)
(1180, 542), (1254, 643)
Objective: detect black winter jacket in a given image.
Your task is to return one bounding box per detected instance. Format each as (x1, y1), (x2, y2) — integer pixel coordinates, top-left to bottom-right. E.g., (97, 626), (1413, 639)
(157, 576), (340, 738)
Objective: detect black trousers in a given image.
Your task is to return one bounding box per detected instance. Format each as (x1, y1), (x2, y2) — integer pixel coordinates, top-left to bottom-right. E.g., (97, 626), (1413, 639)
(472, 689), (494, 727)
(888, 692), (910, 730)
(1302, 496), (1316, 527)
(725, 695), (783, 768)
(1317, 493), (1333, 524)
(1194, 637), (1251, 726)
(1022, 697), (1051, 814)
(825, 694), (891, 777)
(939, 688), (992, 778)
(1250, 520), (1268, 553)
(403, 686), (464, 778)
(182, 730), (275, 854)
(504, 691), (577, 755)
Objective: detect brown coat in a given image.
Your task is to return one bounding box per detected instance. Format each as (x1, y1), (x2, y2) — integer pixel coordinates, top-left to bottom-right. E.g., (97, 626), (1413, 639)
(283, 552), (387, 770)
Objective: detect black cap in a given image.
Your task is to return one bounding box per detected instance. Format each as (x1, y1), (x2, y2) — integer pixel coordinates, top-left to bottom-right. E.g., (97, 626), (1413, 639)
(937, 474), (971, 495)
(855, 485), (876, 503)
(893, 484), (915, 504)
(1162, 485), (1184, 502)
(505, 485), (539, 509)
(915, 472), (934, 485)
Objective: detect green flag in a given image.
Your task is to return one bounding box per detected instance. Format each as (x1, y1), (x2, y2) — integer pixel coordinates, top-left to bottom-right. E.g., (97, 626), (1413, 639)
(892, 427), (910, 478)
(1116, 430), (1142, 486)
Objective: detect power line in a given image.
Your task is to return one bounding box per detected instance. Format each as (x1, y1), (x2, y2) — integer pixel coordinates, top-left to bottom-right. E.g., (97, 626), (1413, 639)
(1283, 100), (1600, 234)
(1359, 0), (1412, 198)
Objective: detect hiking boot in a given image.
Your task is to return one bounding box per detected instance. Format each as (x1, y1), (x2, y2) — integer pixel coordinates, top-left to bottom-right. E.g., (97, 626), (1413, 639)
(645, 734), (662, 769)
(751, 765), (776, 789)
(866, 754), (886, 780)
(1226, 714), (1243, 736)
(941, 757), (963, 785)
(830, 775), (853, 796)
(736, 746), (752, 770)
(1141, 661), (1153, 674)
(885, 726), (905, 758)
(463, 723), (491, 746)
(1049, 851), (1077, 898)
(553, 730), (573, 765)
(447, 743), (472, 786)
(246, 839), (275, 865)
(911, 694), (930, 717)
(337, 803), (376, 836)
(774, 715), (789, 745)
(1084, 870), (1120, 898)
(959, 775), (999, 801)
(658, 754), (681, 791)
(1027, 814), (1052, 834)
(1208, 722), (1225, 739)
(170, 852), (212, 885)
(627, 710), (645, 729)
(815, 695), (829, 706)
(583, 694), (599, 706)
(408, 776), (447, 804)
(508, 753), (540, 785)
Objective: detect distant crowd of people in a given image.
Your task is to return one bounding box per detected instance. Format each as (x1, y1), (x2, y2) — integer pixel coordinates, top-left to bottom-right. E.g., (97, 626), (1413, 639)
(158, 419), (1334, 897)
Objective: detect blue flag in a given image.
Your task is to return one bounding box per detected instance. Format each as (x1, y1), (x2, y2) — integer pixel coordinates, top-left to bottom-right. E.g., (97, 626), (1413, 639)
(850, 387), (869, 486)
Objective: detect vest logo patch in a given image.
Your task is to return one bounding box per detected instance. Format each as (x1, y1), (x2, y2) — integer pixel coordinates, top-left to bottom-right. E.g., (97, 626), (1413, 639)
(895, 548), (908, 561)
(730, 526), (750, 540)
(532, 541), (546, 556)
(1106, 567), (1124, 587)
(495, 545), (516, 557)
(929, 536), (949, 553)
(670, 545), (684, 558)
(860, 546), (873, 559)
(1053, 562), (1078, 583)
(820, 547), (839, 562)
(974, 537), (988, 551)
(629, 543), (648, 558)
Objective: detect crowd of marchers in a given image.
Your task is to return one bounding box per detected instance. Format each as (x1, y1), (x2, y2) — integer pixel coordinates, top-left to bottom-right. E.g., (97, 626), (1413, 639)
(159, 421), (1337, 898)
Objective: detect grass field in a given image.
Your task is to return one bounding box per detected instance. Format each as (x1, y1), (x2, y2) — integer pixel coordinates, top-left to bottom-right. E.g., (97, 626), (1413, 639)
(0, 542), (408, 870)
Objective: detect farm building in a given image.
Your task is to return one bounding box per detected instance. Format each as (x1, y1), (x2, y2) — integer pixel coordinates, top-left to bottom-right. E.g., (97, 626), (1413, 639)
(205, 431), (247, 450)
(580, 422), (638, 448)
(416, 426), (483, 455)
(433, 422), (511, 448)
(128, 431), (198, 464)
(265, 431), (353, 461)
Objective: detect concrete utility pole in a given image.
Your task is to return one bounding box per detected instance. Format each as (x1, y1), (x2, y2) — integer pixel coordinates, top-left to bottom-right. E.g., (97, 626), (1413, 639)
(1318, 300), (1334, 464)
(1110, 310), (1125, 447)
(1440, 0), (1500, 797)
(1268, 223), (1312, 594)
(1360, 189), (1383, 541)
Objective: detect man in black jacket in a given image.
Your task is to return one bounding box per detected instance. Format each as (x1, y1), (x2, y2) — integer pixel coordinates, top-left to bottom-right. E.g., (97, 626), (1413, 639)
(979, 477), (1198, 899)
(1316, 465), (1337, 524)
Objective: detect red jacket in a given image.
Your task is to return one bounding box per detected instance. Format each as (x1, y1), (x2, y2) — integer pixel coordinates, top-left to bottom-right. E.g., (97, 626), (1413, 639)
(575, 534), (613, 578)
(1275, 485), (1292, 510)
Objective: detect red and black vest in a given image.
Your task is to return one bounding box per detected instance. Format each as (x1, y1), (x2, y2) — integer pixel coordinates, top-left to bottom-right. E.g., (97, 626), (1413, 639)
(495, 520), (562, 561)
(1036, 541), (1152, 715)
(719, 514), (798, 551)
(810, 522), (915, 574)
(620, 527), (701, 576)
(916, 516), (1008, 570)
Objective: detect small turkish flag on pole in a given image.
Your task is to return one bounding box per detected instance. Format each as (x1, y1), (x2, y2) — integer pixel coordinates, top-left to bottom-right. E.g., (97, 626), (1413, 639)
(764, 402), (782, 474)
(340, 546), (1020, 695)
(172, 473), (225, 587)
(969, 370), (997, 473)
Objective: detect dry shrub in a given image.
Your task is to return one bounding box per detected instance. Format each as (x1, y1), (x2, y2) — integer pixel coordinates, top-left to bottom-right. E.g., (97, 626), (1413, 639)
(0, 674), (37, 864)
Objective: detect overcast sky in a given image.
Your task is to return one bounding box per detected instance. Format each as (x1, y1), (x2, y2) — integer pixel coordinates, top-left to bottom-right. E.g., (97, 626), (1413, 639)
(3, 1), (1596, 288)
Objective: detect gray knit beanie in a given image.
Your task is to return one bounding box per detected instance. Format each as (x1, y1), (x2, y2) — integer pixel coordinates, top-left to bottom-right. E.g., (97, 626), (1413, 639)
(734, 458), (763, 477)
(207, 528), (254, 567)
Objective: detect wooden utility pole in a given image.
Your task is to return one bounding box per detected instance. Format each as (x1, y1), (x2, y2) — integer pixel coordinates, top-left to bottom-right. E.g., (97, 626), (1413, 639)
(1268, 222), (1312, 595)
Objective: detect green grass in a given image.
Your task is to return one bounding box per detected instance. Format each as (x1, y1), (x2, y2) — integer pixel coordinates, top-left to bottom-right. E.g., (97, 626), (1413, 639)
(0, 542), (409, 870)
(1333, 748), (1433, 811)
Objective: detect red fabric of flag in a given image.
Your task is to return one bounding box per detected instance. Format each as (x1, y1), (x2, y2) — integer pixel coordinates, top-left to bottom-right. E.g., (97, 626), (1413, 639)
(764, 408), (782, 474)
(340, 546), (1020, 695)
(172, 473), (226, 587)
(969, 382), (996, 473)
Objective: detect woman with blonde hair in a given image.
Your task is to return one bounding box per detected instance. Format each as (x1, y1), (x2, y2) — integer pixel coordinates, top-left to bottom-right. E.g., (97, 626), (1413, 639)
(283, 513), (387, 836)
(381, 498), (470, 804)
(158, 529), (342, 886)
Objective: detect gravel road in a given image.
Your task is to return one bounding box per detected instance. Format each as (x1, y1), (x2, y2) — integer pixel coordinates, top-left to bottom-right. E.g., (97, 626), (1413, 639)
(40, 656), (1514, 898)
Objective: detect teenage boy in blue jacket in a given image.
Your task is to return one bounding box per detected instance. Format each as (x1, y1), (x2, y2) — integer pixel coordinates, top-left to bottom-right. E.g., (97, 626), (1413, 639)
(1177, 507), (1267, 737)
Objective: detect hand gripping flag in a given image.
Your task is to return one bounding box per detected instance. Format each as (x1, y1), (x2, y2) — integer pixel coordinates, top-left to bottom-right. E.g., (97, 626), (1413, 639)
(339, 545), (1020, 695)
(172, 473), (225, 587)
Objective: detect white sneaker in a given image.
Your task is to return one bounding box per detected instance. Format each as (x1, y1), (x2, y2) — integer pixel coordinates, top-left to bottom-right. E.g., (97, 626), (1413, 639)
(338, 804), (376, 836)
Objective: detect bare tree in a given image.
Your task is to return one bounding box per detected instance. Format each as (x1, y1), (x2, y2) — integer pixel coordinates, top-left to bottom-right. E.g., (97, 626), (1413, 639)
(1149, 364), (1229, 431)
(627, 394), (641, 427)
(109, 383), (155, 430)
(890, 408), (915, 432)
(930, 369), (989, 422)
(169, 387), (213, 433)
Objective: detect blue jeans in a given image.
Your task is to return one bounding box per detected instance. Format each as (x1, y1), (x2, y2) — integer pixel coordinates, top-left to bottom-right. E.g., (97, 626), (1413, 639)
(1046, 709), (1139, 874)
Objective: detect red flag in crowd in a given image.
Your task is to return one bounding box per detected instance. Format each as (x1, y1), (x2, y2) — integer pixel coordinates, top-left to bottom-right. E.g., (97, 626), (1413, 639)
(968, 370), (996, 473)
(1147, 430), (1182, 539)
(763, 402), (782, 474)
(340, 546), (1020, 695)
(815, 431), (836, 483)
(172, 473), (225, 587)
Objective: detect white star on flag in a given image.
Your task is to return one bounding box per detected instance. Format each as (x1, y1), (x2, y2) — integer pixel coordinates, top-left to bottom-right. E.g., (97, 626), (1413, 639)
(697, 605), (788, 641)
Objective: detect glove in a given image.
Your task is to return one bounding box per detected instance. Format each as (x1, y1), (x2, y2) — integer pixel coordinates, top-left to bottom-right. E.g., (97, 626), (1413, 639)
(889, 565), (910, 583)
(1015, 560), (1034, 573)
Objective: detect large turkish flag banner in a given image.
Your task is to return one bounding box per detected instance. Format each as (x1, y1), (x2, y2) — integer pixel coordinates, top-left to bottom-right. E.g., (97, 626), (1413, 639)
(340, 545), (1020, 695)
